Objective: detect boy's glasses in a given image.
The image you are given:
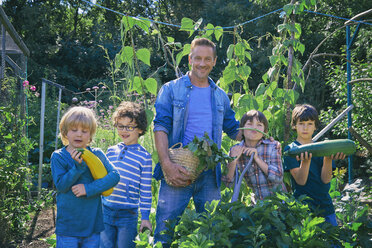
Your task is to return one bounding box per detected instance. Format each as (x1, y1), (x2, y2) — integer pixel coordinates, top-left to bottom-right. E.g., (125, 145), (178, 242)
(116, 125), (138, 131)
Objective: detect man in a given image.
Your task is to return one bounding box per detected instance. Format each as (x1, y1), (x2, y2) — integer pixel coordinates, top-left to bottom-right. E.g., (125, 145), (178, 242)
(153, 38), (241, 247)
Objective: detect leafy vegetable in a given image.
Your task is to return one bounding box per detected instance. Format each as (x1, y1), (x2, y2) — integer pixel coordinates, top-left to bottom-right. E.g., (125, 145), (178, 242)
(186, 132), (234, 174)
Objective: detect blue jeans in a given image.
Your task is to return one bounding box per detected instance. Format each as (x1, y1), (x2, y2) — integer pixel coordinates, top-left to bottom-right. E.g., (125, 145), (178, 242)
(154, 170), (221, 247)
(100, 206), (138, 248)
(57, 233), (100, 248)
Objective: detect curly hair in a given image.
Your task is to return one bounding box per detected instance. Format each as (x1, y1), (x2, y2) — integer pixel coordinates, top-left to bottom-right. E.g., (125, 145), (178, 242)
(112, 101), (148, 136)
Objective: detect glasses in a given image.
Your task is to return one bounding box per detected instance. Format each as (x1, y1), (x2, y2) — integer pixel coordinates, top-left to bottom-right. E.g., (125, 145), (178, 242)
(116, 125), (138, 131)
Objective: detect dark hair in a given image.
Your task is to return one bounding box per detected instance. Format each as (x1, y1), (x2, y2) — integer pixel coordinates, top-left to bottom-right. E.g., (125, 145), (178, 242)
(240, 110), (269, 133)
(112, 101), (147, 136)
(291, 104), (320, 129)
(190, 38), (217, 58)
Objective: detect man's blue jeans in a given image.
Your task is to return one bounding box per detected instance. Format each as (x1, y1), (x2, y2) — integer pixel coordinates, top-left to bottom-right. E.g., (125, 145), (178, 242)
(57, 233), (100, 248)
(100, 206), (138, 248)
(154, 170), (221, 247)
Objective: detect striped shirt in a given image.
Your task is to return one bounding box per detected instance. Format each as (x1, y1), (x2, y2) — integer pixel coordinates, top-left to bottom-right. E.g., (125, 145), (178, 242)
(102, 143), (152, 220)
(234, 139), (286, 200)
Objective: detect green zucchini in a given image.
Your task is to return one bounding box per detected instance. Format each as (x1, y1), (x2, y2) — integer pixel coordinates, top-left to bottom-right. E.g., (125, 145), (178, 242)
(284, 139), (356, 157)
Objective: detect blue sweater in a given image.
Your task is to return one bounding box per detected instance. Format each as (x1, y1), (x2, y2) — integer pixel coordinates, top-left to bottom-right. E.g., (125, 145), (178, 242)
(51, 147), (120, 237)
(102, 143), (153, 220)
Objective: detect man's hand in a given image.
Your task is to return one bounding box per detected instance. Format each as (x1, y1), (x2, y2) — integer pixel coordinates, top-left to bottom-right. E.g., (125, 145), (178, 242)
(268, 137), (282, 154)
(140, 220), (153, 233)
(162, 161), (192, 187)
(72, 184), (86, 197)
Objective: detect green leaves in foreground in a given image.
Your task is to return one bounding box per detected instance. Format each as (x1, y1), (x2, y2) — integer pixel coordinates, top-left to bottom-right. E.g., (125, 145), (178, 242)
(186, 132), (234, 174)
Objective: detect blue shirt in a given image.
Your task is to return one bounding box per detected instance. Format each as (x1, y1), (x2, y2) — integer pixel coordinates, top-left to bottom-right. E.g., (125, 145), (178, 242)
(51, 147), (120, 237)
(102, 143), (153, 220)
(183, 85), (212, 145)
(153, 73), (240, 187)
(283, 141), (335, 216)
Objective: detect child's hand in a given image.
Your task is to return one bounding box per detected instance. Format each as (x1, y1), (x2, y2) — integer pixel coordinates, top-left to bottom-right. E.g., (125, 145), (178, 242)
(221, 175), (234, 188)
(72, 184), (86, 197)
(325, 152), (346, 161)
(67, 146), (83, 164)
(244, 147), (259, 160)
(296, 152), (312, 162)
(230, 145), (246, 160)
(139, 219), (153, 233)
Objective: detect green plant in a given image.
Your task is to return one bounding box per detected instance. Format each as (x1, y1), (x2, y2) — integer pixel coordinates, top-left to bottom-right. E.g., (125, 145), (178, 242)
(164, 190), (345, 247)
(186, 132), (235, 174)
(40, 233), (56, 247)
(0, 77), (34, 244)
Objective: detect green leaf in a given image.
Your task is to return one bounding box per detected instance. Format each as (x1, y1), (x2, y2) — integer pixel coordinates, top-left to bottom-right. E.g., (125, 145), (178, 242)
(238, 65), (251, 82)
(144, 78), (157, 95)
(265, 81), (278, 98)
(222, 62), (236, 85)
(283, 4), (294, 15)
(4, 133), (12, 139)
(181, 17), (195, 36)
(205, 23), (214, 37)
(114, 54), (122, 69)
(232, 93), (241, 105)
(227, 44), (234, 60)
(245, 51), (252, 61)
(134, 17), (151, 33)
(214, 26), (223, 41)
(269, 55), (279, 67)
(262, 73), (268, 83)
(180, 17), (194, 31)
(298, 43), (305, 55)
(122, 16), (134, 31)
(132, 76), (143, 94)
(234, 42), (244, 57)
(136, 48), (151, 66)
(255, 83), (266, 96)
(167, 36), (175, 43)
(176, 51), (184, 67)
(121, 46), (134, 67)
(145, 109), (154, 128)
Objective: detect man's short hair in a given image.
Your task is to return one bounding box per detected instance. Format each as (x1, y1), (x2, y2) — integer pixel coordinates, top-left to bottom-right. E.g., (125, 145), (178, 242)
(291, 104), (320, 129)
(190, 38), (217, 58)
(112, 101), (148, 136)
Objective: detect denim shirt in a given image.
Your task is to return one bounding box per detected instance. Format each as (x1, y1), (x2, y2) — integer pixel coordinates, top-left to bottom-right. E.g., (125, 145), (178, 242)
(153, 73), (240, 186)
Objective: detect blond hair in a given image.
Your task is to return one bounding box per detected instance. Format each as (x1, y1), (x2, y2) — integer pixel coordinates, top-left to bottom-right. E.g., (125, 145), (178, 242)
(59, 106), (97, 145)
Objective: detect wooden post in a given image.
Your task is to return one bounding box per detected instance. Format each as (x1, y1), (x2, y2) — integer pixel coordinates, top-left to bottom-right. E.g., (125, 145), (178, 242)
(38, 81), (46, 198)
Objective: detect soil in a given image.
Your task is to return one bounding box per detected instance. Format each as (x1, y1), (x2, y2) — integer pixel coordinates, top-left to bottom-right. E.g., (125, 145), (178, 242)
(18, 206), (56, 248)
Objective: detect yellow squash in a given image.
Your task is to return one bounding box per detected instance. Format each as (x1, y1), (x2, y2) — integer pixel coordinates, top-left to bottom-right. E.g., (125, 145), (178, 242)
(76, 148), (114, 196)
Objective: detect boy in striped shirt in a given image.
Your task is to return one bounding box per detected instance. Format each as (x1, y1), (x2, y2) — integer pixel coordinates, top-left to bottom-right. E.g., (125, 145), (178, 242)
(100, 101), (153, 248)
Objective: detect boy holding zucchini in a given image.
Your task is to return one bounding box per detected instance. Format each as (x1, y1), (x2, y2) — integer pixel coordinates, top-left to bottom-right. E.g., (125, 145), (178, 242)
(283, 104), (345, 226)
(51, 106), (120, 248)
